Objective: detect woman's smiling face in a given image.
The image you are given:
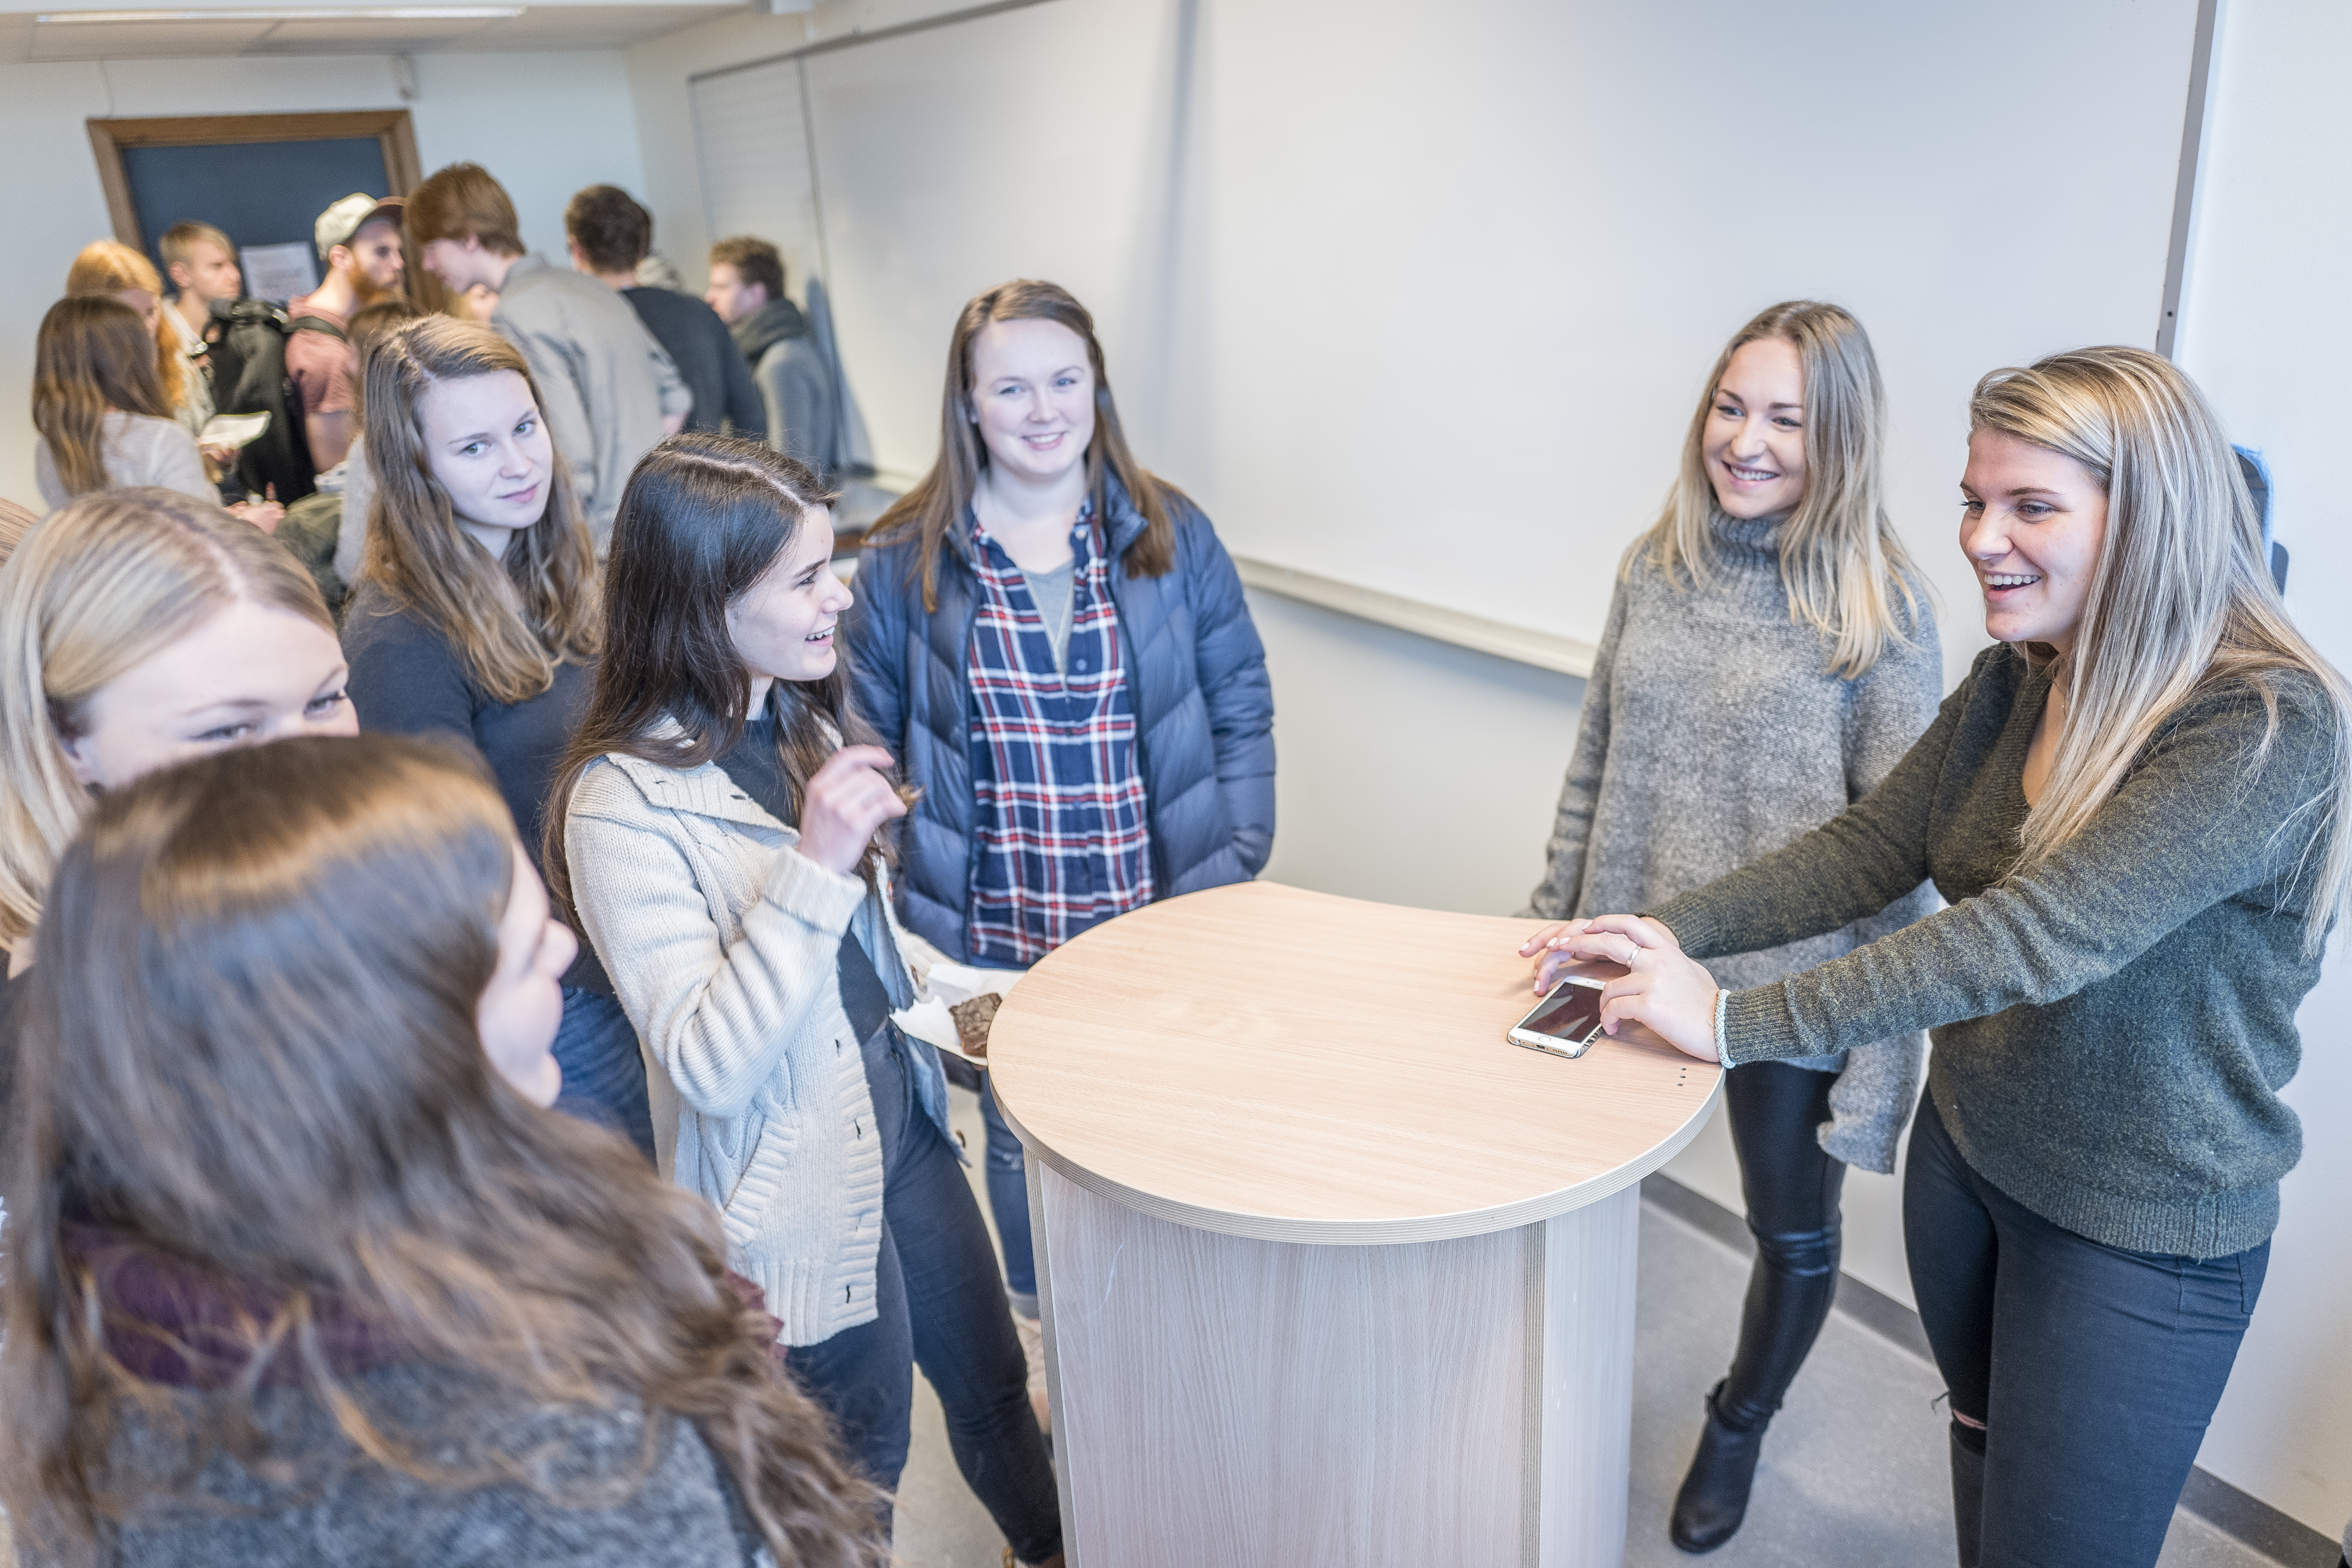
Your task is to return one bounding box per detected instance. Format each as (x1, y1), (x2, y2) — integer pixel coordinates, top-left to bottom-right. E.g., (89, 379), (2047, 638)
(726, 504), (854, 691)
(968, 317), (1096, 488)
(1959, 428), (2110, 655)
(1703, 336), (1809, 520)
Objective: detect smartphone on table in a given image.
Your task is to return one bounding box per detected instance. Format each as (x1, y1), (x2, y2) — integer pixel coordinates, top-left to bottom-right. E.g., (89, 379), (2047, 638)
(1508, 974), (1609, 1059)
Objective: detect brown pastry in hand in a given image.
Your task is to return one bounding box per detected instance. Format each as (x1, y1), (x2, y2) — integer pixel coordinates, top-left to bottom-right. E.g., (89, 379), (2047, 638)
(950, 992), (1003, 1059)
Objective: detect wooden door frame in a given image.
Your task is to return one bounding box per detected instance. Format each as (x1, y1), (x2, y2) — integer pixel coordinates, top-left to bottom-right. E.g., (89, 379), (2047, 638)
(86, 109), (445, 311)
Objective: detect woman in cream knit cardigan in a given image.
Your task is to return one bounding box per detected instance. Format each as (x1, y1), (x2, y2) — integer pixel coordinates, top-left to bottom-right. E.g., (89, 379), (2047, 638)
(547, 435), (1062, 1568)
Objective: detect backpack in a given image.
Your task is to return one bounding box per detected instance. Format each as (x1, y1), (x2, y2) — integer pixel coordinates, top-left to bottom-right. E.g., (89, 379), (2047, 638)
(205, 300), (346, 505)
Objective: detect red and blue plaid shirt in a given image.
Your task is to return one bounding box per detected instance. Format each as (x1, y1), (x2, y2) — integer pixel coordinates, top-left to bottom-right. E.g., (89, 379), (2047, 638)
(966, 509), (1154, 966)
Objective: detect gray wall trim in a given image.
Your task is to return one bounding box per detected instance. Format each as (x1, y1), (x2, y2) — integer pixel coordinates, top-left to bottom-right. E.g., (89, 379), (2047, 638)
(2156, 0), (2223, 357)
(1640, 1173), (2339, 1566)
(690, 0), (1060, 86)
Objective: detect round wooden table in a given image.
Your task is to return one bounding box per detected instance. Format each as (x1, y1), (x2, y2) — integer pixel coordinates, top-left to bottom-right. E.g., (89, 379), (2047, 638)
(990, 881), (1722, 1568)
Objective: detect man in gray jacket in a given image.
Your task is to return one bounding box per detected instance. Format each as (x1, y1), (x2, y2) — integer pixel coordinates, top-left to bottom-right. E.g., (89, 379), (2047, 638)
(705, 236), (840, 482)
(410, 162), (690, 551)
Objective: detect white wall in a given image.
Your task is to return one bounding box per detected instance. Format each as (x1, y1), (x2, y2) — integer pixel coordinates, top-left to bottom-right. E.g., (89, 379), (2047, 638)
(623, 0), (2347, 1533)
(0, 48), (646, 510)
(632, 0), (2201, 689)
(2166, 0), (2352, 1539)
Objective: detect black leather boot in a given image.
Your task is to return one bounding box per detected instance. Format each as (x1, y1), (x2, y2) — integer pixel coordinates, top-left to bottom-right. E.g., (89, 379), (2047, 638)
(1670, 1224), (1841, 1552)
(1948, 1420), (1985, 1568)
(1670, 1381), (1767, 1552)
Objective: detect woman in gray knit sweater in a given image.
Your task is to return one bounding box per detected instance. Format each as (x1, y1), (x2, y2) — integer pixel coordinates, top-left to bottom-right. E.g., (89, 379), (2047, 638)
(1537, 348), (2351, 1568)
(1526, 301), (1940, 1552)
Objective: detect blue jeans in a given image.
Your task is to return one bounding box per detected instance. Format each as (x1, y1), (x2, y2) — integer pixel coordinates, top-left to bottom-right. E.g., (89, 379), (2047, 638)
(980, 1074), (1038, 1312)
(1905, 1095), (2268, 1568)
(788, 1027), (1061, 1563)
(551, 986), (655, 1162)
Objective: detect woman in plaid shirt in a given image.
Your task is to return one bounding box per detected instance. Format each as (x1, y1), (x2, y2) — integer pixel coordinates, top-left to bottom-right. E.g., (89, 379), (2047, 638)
(846, 280), (1276, 1419)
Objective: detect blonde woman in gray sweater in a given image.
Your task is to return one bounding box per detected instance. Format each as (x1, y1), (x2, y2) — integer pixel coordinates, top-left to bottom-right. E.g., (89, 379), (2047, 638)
(1525, 300), (1940, 1553)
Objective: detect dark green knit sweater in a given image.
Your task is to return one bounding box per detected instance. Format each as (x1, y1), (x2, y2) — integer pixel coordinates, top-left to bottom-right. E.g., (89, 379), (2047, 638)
(1652, 643), (2336, 1259)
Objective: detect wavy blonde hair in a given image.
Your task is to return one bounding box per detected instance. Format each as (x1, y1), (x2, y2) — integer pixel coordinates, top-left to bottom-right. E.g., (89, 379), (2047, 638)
(1974, 346), (2352, 951)
(63, 239), (187, 419)
(358, 317), (599, 704)
(0, 489), (328, 954)
(1643, 300), (1924, 679)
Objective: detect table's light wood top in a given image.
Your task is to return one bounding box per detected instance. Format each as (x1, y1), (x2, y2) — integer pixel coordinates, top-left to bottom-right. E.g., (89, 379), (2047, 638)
(988, 882), (1723, 1244)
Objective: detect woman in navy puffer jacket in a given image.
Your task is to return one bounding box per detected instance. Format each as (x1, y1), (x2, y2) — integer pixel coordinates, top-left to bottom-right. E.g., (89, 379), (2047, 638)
(842, 281), (1274, 1408)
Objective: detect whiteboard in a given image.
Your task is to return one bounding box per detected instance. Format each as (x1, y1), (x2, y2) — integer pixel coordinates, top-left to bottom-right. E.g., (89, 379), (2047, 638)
(697, 0), (2205, 687)
(691, 54), (827, 303)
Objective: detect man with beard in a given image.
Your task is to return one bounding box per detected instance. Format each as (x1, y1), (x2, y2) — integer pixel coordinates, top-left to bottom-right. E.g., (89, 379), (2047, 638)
(287, 193), (406, 471)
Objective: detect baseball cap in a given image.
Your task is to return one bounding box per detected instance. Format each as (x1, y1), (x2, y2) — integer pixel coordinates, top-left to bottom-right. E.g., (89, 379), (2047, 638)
(314, 193), (405, 260)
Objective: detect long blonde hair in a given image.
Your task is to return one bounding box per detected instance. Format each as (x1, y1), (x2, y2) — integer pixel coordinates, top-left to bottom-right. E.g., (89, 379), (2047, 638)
(0, 489), (329, 953)
(3, 734), (881, 1565)
(63, 239), (186, 419)
(1974, 346), (2352, 951)
(1643, 300), (1923, 679)
(358, 317), (599, 704)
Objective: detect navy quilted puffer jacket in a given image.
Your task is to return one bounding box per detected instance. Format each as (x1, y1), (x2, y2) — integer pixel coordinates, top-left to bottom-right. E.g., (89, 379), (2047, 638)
(841, 478), (1276, 963)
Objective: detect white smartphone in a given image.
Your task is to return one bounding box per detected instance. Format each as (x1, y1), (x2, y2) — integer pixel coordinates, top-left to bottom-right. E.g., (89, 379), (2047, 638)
(1508, 975), (1609, 1059)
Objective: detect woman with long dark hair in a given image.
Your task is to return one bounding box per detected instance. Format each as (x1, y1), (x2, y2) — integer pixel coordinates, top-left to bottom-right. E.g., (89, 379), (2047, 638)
(0, 734), (881, 1567)
(342, 316), (650, 1156)
(843, 282), (1275, 1412)
(547, 433), (1064, 1567)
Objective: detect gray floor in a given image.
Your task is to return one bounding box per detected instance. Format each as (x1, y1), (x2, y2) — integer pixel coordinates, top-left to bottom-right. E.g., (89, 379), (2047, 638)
(889, 1083), (2285, 1568)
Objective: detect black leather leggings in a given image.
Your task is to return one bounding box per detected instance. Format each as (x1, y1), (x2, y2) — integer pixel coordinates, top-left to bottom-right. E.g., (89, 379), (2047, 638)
(1716, 1060), (1846, 1431)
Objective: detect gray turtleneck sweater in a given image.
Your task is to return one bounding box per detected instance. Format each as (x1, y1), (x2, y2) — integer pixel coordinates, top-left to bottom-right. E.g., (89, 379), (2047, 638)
(1526, 515), (1942, 1172)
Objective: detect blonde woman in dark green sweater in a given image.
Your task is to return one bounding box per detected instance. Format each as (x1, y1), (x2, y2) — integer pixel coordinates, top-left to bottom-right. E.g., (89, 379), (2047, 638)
(1529, 347), (2351, 1568)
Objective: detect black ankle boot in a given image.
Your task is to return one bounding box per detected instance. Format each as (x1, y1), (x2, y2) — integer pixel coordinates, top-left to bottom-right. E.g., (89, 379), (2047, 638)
(1670, 1382), (1768, 1553)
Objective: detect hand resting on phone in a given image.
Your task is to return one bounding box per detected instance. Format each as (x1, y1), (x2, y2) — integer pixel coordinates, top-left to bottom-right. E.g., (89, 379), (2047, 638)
(1518, 914), (1723, 1065)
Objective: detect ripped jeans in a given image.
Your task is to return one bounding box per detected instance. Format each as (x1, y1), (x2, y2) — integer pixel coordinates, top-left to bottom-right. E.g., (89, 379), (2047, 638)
(1904, 1095), (2267, 1568)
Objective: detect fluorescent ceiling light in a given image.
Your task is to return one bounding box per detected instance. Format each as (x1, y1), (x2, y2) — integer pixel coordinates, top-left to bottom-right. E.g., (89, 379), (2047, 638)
(38, 6), (522, 21)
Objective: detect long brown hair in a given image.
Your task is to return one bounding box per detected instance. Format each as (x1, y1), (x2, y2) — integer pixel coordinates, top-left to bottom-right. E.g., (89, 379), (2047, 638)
(1971, 346), (2352, 951)
(544, 434), (884, 914)
(865, 278), (1177, 612)
(33, 296), (174, 498)
(1643, 300), (1926, 679)
(0, 735), (882, 1565)
(0, 488), (330, 954)
(63, 239), (186, 418)
(358, 317), (599, 703)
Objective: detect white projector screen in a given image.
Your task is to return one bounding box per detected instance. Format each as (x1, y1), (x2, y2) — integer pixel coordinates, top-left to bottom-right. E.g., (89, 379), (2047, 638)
(695, 0), (2204, 687)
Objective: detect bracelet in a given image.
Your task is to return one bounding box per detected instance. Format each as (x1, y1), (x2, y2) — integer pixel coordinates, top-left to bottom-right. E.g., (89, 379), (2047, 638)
(1713, 988), (1733, 1068)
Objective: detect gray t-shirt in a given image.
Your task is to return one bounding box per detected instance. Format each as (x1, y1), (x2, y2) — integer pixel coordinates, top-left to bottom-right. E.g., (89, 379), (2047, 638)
(1026, 556), (1078, 674)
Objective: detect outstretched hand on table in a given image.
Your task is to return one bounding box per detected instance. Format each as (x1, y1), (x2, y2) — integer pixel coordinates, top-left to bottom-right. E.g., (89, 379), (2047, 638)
(1518, 914), (1723, 1065)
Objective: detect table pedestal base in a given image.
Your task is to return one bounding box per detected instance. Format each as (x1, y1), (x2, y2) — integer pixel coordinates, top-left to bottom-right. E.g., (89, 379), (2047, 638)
(1029, 1166), (1641, 1567)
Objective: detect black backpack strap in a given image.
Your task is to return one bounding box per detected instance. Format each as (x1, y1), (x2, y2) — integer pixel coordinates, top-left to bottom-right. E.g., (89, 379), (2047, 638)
(287, 315), (347, 343)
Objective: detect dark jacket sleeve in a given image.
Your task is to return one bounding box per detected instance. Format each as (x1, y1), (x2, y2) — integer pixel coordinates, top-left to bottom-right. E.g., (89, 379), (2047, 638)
(343, 597), (481, 749)
(842, 542), (909, 757)
(720, 321), (768, 441)
(1178, 505), (1276, 875)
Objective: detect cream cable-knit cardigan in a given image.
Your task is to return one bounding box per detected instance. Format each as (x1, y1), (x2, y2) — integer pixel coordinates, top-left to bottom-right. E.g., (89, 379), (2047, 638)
(565, 749), (931, 1346)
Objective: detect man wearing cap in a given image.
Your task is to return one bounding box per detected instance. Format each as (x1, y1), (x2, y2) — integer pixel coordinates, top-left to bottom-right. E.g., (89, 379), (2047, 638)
(288, 192), (406, 471)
